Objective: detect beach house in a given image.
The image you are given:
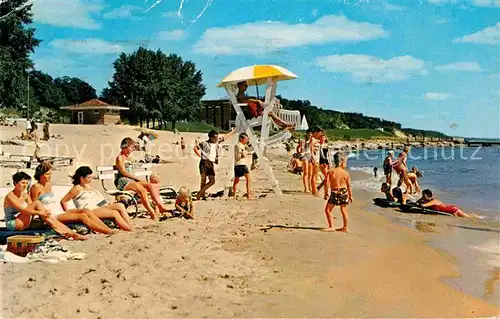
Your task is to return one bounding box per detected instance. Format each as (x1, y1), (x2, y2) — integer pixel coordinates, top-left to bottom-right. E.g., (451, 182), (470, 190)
(60, 99), (129, 125)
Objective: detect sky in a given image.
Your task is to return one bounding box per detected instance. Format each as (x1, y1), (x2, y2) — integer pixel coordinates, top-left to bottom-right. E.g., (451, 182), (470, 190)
(24, 0), (500, 138)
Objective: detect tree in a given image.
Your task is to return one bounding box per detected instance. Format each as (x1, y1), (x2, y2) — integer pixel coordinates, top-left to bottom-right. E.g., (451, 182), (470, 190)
(54, 76), (97, 105)
(104, 47), (206, 129)
(0, 0), (41, 109)
(28, 70), (67, 108)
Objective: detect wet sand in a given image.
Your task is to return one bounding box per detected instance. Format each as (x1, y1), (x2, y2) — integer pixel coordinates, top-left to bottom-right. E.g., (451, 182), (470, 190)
(0, 124), (498, 318)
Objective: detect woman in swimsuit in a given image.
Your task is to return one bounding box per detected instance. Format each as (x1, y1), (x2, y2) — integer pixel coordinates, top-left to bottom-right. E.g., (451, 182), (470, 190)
(298, 129), (313, 193)
(3, 172), (87, 240)
(392, 146), (413, 194)
(318, 135), (330, 199)
(29, 161), (116, 235)
(60, 166), (133, 231)
(309, 128), (323, 197)
(115, 138), (169, 221)
(418, 189), (473, 218)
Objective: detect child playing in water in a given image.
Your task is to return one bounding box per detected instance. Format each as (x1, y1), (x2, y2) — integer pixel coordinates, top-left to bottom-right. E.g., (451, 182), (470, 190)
(173, 187), (194, 219)
(323, 152), (353, 232)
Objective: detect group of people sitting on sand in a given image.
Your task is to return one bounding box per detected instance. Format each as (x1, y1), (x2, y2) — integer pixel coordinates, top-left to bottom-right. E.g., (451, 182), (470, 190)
(3, 137), (195, 240)
(380, 147), (475, 218)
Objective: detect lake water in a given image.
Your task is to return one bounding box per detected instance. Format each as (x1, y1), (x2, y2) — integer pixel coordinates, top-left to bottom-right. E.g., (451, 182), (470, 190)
(346, 146), (500, 219)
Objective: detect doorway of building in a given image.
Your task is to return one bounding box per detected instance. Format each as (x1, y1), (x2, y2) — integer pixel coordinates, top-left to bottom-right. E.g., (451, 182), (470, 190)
(77, 112), (84, 124)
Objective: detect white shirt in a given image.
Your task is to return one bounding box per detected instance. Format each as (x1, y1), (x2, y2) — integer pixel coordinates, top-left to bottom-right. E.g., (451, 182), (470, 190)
(208, 143), (217, 162)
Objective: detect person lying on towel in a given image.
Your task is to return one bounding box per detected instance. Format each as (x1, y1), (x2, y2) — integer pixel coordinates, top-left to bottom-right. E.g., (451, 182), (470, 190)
(236, 81), (295, 131)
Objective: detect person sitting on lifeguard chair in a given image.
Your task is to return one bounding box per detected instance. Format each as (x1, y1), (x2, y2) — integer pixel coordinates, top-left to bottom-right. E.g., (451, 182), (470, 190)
(236, 81), (295, 131)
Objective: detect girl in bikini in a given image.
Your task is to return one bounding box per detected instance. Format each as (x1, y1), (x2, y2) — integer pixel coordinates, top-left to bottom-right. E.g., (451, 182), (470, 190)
(3, 172), (87, 240)
(60, 166), (133, 231)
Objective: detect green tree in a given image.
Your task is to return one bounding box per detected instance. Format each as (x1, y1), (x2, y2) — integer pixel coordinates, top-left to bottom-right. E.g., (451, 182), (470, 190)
(29, 70), (67, 108)
(0, 0), (41, 109)
(54, 76), (97, 105)
(104, 47), (206, 129)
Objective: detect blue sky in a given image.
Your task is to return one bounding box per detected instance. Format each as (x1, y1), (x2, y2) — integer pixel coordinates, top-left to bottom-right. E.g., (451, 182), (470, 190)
(28, 0), (499, 138)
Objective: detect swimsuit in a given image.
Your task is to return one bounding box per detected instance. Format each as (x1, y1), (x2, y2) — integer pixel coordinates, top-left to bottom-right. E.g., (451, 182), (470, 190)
(319, 146), (329, 165)
(430, 203), (459, 215)
(327, 188), (350, 206)
(302, 140), (312, 162)
(38, 192), (66, 217)
(383, 160), (392, 175)
(4, 203), (27, 231)
(115, 158), (134, 191)
(73, 188), (107, 210)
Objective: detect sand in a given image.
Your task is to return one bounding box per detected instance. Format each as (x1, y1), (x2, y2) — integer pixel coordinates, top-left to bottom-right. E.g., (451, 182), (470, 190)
(0, 124), (499, 318)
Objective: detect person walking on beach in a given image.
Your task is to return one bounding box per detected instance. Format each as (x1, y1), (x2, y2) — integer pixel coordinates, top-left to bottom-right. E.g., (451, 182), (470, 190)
(383, 151), (394, 184)
(194, 128), (236, 200)
(232, 133), (252, 200)
(373, 167), (378, 178)
(180, 137), (186, 157)
(323, 152), (353, 232)
(393, 146), (412, 194)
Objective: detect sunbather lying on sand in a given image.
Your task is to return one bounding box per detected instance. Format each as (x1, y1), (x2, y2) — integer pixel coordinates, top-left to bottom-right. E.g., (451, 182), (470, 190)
(417, 189), (477, 218)
(3, 172), (87, 240)
(60, 166), (133, 231)
(30, 161), (117, 235)
(115, 138), (170, 221)
(380, 182), (411, 204)
(236, 81), (295, 131)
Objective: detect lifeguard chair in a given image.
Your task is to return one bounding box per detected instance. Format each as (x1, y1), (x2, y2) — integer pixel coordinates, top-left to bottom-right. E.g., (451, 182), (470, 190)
(217, 65), (299, 198)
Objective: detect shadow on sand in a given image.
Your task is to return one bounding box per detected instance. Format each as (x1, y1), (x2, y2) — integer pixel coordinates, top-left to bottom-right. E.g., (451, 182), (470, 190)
(260, 224), (324, 232)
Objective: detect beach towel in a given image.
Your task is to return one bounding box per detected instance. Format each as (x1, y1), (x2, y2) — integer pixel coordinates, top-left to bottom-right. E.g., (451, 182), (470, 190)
(1, 239), (85, 263)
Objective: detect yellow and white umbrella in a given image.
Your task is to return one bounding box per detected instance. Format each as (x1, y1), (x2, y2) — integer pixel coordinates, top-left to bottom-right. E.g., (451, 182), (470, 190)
(217, 65), (298, 87)
(134, 127), (159, 140)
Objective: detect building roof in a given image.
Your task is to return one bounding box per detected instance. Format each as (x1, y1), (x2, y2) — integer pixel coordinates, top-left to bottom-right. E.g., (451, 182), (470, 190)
(60, 99), (129, 111)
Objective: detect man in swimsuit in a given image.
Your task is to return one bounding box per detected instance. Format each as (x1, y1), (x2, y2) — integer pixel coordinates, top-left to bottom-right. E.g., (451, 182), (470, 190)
(236, 81), (295, 131)
(323, 152), (352, 232)
(417, 189), (473, 218)
(393, 146), (412, 193)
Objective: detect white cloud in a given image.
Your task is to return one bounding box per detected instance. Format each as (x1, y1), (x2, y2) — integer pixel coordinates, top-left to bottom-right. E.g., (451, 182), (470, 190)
(453, 22), (500, 44)
(424, 92), (457, 100)
(193, 15), (388, 55)
(158, 29), (187, 41)
(436, 18), (449, 24)
(31, 0), (103, 29)
(162, 10), (179, 18)
(103, 5), (142, 19)
(311, 8), (319, 17)
(471, 0), (500, 7)
(435, 61), (483, 71)
(50, 38), (125, 55)
(315, 54), (426, 83)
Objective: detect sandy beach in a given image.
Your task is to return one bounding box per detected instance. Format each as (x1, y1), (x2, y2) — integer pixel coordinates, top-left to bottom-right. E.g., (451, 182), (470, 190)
(0, 124), (499, 318)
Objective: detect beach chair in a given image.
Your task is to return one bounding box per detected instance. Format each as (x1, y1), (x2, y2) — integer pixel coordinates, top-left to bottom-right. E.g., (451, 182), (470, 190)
(96, 163), (178, 218)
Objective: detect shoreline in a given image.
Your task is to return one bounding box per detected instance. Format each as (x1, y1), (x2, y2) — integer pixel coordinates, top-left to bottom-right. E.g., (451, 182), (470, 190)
(0, 124), (499, 317)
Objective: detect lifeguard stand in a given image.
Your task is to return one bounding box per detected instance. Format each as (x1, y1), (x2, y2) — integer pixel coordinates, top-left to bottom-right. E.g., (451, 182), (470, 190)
(217, 65), (298, 198)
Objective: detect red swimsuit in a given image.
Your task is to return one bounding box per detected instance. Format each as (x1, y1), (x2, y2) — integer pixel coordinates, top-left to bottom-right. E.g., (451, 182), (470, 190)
(430, 203), (459, 215)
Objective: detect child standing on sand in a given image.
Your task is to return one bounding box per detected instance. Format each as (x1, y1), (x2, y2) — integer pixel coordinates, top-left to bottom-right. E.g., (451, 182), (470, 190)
(323, 152), (353, 232)
(232, 133), (252, 199)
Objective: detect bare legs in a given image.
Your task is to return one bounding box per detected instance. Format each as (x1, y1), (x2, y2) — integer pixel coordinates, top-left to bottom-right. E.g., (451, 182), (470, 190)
(322, 203), (349, 232)
(124, 182), (159, 221)
(319, 164), (329, 199)
(57, 209), (116, 235)
(140, 182), (169, 213)
(197, 174), (215, 200)
(14, 201), (87, 240)
(310, 163), (320, 197)
(92, 205), (132, 231)
(232, 174), (252, 200)
(302, 159), (311, 193)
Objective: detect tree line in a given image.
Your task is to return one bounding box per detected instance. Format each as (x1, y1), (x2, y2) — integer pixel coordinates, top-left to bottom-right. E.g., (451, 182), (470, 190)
(0, 0), (205, 129)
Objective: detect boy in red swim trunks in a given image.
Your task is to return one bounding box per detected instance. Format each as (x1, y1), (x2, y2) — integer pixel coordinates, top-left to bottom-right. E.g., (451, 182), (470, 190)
(323, 152), (353, 232)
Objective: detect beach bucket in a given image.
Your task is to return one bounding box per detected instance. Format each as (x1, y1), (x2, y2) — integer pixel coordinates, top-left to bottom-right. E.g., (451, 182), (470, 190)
(6, 235), (44, 257)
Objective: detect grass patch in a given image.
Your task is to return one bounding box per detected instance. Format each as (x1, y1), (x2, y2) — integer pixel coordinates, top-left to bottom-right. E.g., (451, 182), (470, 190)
(292, 129), (401, 141)
(155, 122), (228, 133)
